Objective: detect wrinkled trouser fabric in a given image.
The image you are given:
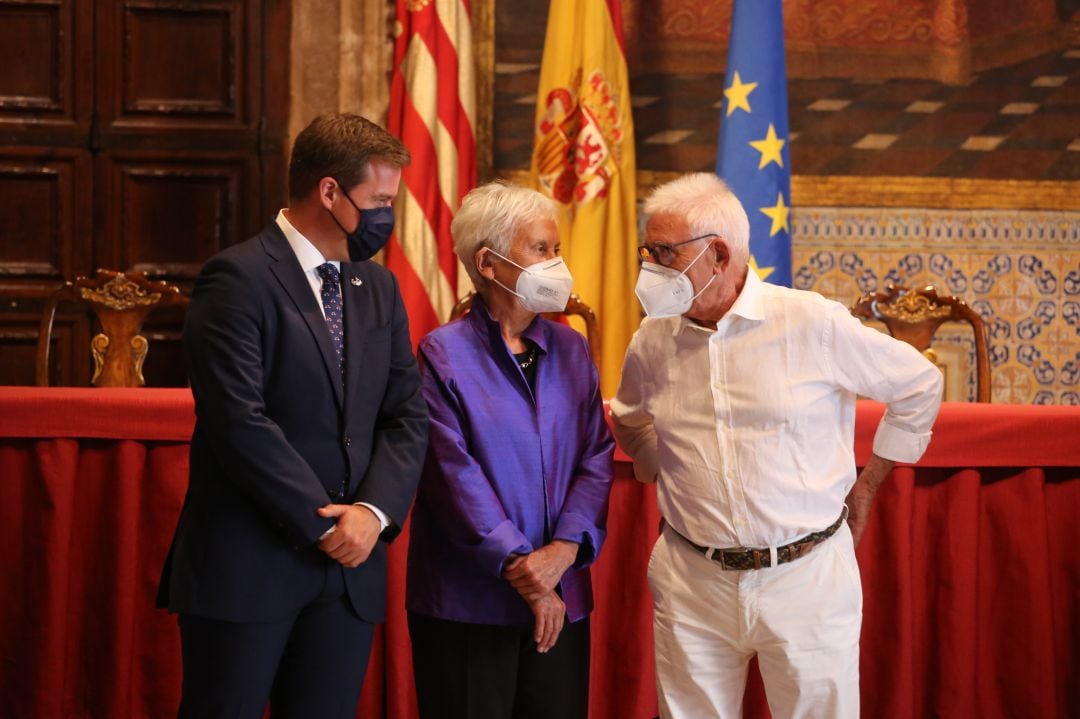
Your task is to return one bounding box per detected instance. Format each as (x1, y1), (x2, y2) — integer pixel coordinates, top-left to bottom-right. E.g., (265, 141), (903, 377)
(649, 522), (862, 719)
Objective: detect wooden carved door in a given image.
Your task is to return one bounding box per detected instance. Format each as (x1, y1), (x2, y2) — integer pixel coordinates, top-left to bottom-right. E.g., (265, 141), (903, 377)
(0, 0), (288, 385)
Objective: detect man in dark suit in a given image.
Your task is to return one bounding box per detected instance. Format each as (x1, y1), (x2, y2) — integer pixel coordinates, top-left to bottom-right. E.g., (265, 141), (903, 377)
(158, 113), (428, 719)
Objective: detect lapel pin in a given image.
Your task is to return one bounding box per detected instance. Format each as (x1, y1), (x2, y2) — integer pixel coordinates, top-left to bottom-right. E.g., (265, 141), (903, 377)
(350, 277), (362, 287)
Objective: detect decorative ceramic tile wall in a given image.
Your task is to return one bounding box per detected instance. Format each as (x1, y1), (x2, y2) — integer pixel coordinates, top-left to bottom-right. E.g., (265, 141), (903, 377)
(793, 208), (1080, 403)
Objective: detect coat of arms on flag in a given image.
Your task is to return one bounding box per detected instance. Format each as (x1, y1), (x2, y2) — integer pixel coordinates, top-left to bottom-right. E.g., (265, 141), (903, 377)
(534, 68), (628, 206)
(529, 0), (639, 397)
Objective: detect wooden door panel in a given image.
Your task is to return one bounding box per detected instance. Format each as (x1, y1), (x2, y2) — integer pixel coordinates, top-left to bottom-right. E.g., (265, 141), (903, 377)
(0, 148), (92, 283)
(95, 152), (258, 279)
(0, 0), (91, 135)
(97, 0), (259, 138)
(0, 0), (285, 385)
(0, 1), (63, 112)
(125, 3), (238, 117)
(140, 311), (188, 387)
(0, 313), (89, 386)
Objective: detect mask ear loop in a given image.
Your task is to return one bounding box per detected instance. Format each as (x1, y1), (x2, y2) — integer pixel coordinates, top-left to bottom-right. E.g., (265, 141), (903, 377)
(678, 238), (720, 306)
(327, 177), (364, 236)
(677, 240), (716, 278)
(481, 247), (528, 301)
(485, 247), (528, 272)
(687, 273), (717, 304)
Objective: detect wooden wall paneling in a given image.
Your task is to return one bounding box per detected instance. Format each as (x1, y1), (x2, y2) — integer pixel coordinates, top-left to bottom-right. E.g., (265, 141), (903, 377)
(0, 312), (90, 386)
(0, 0), (92, 386)
(96, 0), (259, 139)
(261, 0), (291, 218)
(94, 152), (257, 280)
(92, 0), (268, 285)
(139, 308), (188, 387)
(0, 0), (92, 140)
(0, 317), (51, 386)
(0, 147), (93, 283)
(0, 0), (286, 385)
(86, 0), (270, 386)
(124, 2), (238, 117)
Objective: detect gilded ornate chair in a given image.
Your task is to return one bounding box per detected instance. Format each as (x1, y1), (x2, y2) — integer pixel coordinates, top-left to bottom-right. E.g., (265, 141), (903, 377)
(36, 269), (189, 387)
(851, 284), (990, 402)
(449, 291), (601, 370)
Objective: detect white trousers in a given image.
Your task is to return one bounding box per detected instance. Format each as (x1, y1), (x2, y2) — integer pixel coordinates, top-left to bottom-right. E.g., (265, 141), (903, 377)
(648, 523), (862, 719)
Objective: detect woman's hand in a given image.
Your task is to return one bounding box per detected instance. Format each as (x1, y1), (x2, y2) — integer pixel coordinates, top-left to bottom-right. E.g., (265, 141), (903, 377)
(527, 592), (566, 653)
(503, 540), (579, 601)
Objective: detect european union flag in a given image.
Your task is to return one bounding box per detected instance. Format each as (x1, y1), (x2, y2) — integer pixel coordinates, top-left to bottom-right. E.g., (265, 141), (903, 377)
(715, 0), (791, 286)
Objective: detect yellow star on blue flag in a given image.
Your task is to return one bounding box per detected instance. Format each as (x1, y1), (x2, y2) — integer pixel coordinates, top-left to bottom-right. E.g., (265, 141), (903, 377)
(715, 0), (791, 286)
(760, 192), (790, 236)
(723, 72), (757, 117)
(749, 255), (775, 281)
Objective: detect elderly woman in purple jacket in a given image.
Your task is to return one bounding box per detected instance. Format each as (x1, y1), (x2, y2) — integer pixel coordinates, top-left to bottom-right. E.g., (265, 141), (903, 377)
(406, 182), (615, 719)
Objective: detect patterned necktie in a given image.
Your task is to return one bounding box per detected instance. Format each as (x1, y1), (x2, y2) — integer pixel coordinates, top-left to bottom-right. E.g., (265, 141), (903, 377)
(316, 263), (345, 382)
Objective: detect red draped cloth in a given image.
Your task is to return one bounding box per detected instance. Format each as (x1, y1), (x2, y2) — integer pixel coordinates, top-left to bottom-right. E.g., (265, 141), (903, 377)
(0, 387), (1076, 718)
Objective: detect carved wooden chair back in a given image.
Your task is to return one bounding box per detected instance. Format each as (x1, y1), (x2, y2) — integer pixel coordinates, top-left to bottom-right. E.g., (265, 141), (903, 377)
(851, 284), (990, 402)
(36, 269), (188, 387)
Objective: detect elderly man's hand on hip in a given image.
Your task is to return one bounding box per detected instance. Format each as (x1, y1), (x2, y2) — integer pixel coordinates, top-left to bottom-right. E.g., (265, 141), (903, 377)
(845, 454), (895, 548)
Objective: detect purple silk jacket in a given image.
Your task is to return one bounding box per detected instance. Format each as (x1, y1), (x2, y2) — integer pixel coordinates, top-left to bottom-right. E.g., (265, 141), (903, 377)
(405, 295), (615, 625)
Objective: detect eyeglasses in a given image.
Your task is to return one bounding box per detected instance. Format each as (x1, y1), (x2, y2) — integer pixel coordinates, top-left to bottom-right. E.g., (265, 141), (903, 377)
(638, 233), (718, 267)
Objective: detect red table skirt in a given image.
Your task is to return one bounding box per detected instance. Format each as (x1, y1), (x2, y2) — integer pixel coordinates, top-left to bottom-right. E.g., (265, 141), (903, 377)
(0, 387), (1077, 718)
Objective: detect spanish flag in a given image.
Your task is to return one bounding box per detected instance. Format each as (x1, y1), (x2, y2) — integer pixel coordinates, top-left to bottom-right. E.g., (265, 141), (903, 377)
(530, 0), (638, 398)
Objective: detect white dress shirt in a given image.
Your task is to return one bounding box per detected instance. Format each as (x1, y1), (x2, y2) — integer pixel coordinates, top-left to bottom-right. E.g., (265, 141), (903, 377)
(611, 270), (943, 550)
(274, 210), (390, 533)
(276, 209), (341, 316)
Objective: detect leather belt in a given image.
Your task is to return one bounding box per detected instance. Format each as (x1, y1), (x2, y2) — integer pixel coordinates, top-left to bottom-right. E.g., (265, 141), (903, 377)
(665, 507), (848, 571)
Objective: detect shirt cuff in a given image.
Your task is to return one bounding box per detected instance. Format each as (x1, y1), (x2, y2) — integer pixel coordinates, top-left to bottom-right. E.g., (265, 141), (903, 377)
(872, 418), (932, 464)
(319, 503), (390, 541)
(553, 514), (600, 567)
(480, 519), (534, 579)
(355, 502), (391, 532)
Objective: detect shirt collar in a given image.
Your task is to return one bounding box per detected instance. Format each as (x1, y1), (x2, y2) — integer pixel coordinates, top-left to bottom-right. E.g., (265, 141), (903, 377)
(727, 267), (765, 321)
(673, 265), (765, 336)
(275, 209), (335, 272)
(466, 293), (550, 355)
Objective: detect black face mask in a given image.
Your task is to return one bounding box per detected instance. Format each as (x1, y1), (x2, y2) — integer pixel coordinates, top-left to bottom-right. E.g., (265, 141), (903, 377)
(328, 180), (396, 262)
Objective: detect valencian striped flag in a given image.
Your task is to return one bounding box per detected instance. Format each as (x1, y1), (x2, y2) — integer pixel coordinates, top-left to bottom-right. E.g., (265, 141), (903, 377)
(530, 0), (639, 397)
(365, 2), (476, 716)
(385, 0), (477, 347)
(716, 0), (792, 286)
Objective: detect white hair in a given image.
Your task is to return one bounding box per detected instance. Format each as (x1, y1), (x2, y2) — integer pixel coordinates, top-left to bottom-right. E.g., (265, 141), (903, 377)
(451, 181), (558, 289)
(643, 173), (750, 266)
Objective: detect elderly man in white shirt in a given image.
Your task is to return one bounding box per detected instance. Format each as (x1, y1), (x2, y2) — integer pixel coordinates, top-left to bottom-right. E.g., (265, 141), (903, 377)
(611, 173), (943, 719)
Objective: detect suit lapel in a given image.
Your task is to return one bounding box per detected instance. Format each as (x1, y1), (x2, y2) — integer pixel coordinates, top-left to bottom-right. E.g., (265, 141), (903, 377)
(263, 229), (344, 411)
(340, 263), (368, 402)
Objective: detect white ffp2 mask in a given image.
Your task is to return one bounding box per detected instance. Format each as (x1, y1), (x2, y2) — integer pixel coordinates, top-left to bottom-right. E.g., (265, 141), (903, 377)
(488, 250), (574, 313)
(634, 242), (715, 317)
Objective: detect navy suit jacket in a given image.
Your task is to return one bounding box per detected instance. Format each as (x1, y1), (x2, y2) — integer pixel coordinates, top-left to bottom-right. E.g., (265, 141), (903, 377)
(158, 222), (428, 623)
